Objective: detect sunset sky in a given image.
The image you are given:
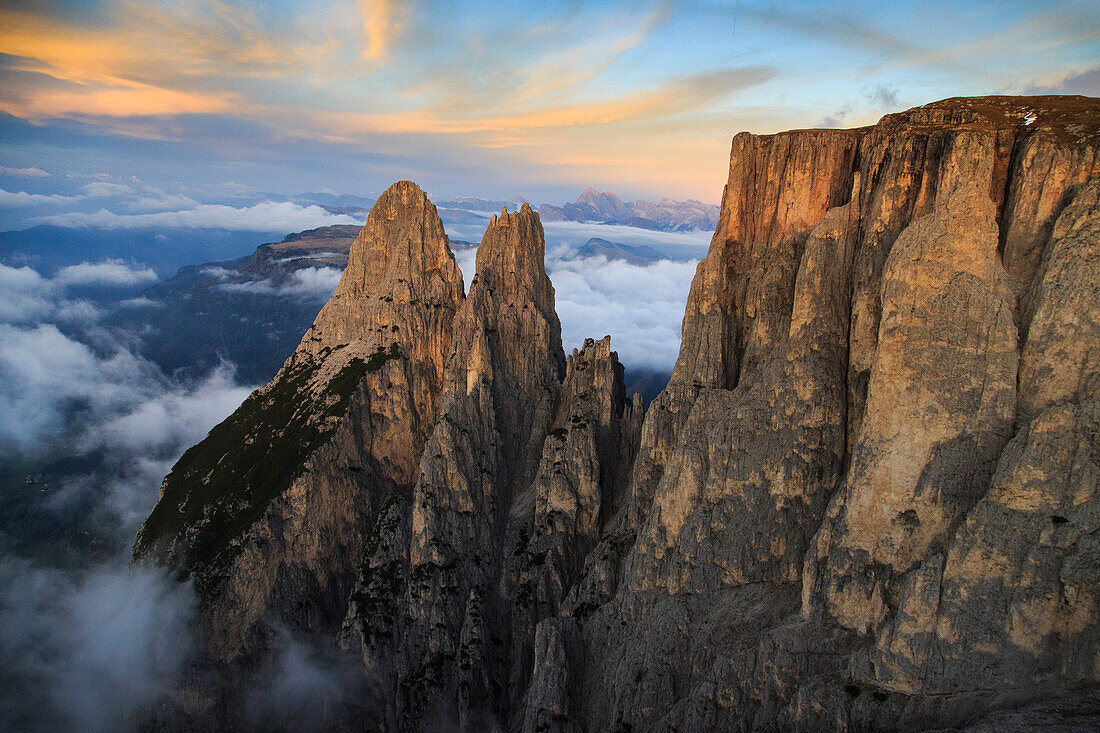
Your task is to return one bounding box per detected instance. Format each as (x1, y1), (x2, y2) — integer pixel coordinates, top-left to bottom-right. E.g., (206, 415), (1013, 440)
(2, 0), (1098, 206)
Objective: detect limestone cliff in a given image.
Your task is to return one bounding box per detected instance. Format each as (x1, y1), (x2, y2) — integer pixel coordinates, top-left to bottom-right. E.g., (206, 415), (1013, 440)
(136, 96), (1100, 731)
(527, 95), (1100, 731)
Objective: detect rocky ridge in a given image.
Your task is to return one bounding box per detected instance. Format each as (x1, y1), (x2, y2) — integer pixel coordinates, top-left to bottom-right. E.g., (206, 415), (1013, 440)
(135, 96), (1100, 730)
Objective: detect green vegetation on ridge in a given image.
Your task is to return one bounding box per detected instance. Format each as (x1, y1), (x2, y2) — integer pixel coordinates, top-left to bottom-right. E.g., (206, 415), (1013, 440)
(134, 345), (401, 592)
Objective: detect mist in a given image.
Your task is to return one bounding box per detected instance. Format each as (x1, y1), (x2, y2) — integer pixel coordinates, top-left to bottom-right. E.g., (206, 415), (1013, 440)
(0, 260), (254, 731)
(218, 266), (343, 301)
(0, 561), (197, 732)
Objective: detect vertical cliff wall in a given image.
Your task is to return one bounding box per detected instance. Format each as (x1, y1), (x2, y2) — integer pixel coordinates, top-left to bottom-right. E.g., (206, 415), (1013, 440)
(526, 95), (1100, 732)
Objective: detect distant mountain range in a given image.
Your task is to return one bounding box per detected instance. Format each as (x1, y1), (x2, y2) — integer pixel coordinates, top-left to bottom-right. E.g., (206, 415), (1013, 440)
(540, 187), (719, 231)
(294, 189), (720, 232)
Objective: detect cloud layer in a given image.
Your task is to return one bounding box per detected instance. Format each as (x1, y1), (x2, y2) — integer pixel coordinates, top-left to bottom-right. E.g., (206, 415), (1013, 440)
(0, 257), (261, 730)
(0, 263), (126, 324)
(219, 266), (343, 301)
(55, 261), (159, 287)
(549, 254), (697, 373)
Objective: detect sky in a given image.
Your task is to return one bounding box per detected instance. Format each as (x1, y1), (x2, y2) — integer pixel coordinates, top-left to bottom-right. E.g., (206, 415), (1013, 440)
(1, 0), (1098, 208)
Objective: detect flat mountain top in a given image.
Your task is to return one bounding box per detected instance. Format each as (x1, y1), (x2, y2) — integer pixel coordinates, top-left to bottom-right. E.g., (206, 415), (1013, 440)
(266, 225), (362, 258)
(784, 94), (1100, 141)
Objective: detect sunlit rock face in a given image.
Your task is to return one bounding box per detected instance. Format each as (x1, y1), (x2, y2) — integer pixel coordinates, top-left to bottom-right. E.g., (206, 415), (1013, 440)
(527, 96), (1100, 733)
(134, 180), (466, 658)
(137, 96), (1100, 731)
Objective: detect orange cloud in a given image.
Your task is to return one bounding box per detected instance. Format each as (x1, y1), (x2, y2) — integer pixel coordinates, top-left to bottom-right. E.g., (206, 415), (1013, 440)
(2, 80), (233, 120)
(512, 4), (670, 101)
(0, 3), (330, 120)
(357, 0), (403, 60)
(0, 3), (335, 88)
(319, 67), (774, 138)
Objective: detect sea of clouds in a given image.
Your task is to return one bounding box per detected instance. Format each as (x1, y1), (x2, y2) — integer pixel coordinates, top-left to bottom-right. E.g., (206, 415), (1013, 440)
(0, 261), (251, 731)
(0, 256), (403, 731)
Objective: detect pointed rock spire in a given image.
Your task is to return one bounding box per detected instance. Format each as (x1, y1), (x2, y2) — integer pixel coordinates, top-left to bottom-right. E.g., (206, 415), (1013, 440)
(306, 180), (463, 361)
(392, 203), (566, 725)
(134, 180), (465, 659)
(475, 201), (558, 321)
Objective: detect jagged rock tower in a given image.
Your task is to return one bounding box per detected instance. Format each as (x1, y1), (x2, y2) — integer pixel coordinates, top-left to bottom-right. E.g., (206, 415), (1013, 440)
(137, 96), (1100, 731)
(135, 187), (642, 728)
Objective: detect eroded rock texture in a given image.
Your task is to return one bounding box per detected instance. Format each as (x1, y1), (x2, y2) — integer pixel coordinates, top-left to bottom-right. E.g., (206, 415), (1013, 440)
(527, 96), (1100, 732)
(134, 181), (465, 660)
(137, 96), (1100, 731)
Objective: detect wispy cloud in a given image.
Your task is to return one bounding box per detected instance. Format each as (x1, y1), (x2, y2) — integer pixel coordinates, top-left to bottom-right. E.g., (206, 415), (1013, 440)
(2, 74), (234, 119)
(0, 264), (120, 324)
(357, 0), (405, 61)
(0, 189), (83, 208)
(55, 261), (158, 288)
(332, 67), (774, 136)
(0, 166), (50, 178)
(0, 182), (192, 212)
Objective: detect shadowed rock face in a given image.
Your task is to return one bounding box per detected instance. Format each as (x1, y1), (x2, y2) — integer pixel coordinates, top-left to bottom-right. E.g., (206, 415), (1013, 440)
(136, 96), (1100, 731)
